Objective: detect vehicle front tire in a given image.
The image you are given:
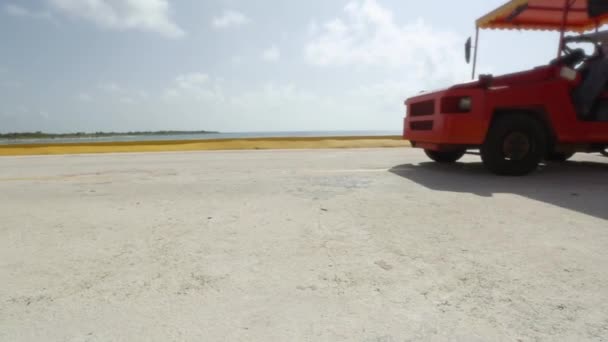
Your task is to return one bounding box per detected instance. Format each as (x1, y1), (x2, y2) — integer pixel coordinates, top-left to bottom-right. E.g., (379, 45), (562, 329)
(424, 149), (466, 163)
(481, 114), (546, 176)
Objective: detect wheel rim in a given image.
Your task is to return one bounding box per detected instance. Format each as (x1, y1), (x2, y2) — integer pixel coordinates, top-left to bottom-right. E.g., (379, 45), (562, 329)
(502, 132), (531, 161)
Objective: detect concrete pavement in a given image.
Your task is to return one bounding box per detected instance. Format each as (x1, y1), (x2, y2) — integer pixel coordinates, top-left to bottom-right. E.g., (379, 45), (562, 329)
(1, 148), (607, 341)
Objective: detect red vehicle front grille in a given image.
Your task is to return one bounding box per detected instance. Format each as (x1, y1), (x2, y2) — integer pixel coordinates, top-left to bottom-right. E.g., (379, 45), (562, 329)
(410, 120), (434, 131)
(409, 100), (435, 117)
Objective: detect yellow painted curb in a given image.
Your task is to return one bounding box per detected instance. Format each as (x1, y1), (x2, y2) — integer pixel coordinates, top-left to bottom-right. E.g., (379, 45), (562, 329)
(0, 136), (410, 156)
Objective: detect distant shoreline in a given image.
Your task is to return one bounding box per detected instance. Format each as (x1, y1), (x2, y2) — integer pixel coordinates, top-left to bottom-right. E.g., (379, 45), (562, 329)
(0, 131), (401, 146)
(0, 131), (219, 140)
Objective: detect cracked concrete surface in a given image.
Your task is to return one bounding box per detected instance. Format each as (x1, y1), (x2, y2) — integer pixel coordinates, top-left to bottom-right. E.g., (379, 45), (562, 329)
(1, 148), (607, 341)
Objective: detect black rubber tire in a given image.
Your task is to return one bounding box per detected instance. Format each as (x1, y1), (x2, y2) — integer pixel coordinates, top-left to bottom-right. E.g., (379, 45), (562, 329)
(424, 149), (466, 163)
(602, 149), (608, 157)
(546, 151), (575, 162)
(481, 114), (547, 176)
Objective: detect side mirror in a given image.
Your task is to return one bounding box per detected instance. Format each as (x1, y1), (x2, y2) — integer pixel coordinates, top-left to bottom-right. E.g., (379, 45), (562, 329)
(465, 37), (472, 64)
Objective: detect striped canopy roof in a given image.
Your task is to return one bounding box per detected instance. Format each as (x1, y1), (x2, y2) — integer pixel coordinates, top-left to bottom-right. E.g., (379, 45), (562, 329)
(477, 0), (608, 32)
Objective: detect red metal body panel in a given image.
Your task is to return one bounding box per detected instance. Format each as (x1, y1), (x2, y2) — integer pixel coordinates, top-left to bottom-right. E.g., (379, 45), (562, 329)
(403, 64), (608, 151)
(404, 88), (488, 146)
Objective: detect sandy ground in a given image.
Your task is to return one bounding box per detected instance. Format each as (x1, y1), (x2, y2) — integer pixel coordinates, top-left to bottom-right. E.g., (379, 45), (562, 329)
(0, 136), (408, 156)
(1, 148), (607, 342)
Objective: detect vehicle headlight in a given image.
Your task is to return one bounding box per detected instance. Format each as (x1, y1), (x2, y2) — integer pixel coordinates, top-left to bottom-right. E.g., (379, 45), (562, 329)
(458, 97), (472, 111)
(559, 67), (577, 81)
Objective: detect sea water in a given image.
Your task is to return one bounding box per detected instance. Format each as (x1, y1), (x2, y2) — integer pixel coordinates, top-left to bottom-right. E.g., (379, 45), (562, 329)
(0, 131), (401, 145)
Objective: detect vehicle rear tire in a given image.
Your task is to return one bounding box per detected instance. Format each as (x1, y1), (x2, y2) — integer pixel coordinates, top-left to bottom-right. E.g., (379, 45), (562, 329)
(546, 151), (575, 162)
(481, 114), (546, 176)
(424, 149), (466, 163)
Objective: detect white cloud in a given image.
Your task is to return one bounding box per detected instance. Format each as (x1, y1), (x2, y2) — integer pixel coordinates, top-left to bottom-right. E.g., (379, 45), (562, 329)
(14, 74), (407, 132)
(120, 97), (136, 104)
(307, 21), (319, 36)
(231, 56), (244, 65)
(94, 83), (149, 105)
(78, 92), (93, 102)
(175, 73), (209, 90)
(211, 10), (250, 29)
(164, 73), (224, 101)
(136, 90), (149, 99)
(117, 90), (147, 105)
(47, 0), (184, 38)
(161, 75), (399, 131)
(4, 3), (54, 21)
(305, 0), (468, 85)
(98, 82), (123, 93)
(261, 46), (281, 62)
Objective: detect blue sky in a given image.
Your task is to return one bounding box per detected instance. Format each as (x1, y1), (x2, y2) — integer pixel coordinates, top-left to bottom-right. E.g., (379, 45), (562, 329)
(0, 0), (561, 133)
